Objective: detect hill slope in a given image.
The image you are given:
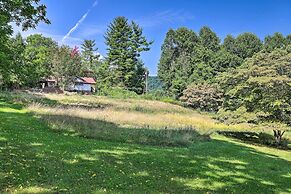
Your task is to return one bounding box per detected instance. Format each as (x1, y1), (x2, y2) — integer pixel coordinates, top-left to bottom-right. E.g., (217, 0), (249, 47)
(0, 93), (291, 193)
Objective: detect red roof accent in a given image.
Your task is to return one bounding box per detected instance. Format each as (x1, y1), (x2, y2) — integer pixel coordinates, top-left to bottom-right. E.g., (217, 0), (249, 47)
(80, 77), (96, 84)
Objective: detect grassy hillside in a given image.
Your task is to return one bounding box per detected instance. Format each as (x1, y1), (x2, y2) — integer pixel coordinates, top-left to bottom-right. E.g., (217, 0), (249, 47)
(0, 92), (291, 193)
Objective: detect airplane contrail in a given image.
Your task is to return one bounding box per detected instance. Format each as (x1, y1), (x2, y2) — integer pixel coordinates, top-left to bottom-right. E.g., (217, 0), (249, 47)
(62, 0), (99, 43)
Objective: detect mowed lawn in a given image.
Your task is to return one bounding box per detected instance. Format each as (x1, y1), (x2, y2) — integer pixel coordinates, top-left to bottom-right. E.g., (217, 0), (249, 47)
(0, 95), (291, 193)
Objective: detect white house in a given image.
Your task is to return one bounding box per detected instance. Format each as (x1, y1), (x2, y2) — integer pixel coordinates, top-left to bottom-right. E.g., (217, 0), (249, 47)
(71, 77), (96, 93)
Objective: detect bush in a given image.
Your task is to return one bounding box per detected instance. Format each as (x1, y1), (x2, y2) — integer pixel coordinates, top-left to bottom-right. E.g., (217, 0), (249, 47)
(180, 83), (223, 112)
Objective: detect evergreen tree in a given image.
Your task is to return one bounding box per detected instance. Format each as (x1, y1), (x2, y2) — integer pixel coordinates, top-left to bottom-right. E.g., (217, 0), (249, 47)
(81, 39), (100, 74)
(104, 17), (134, 87)
(158, 29), (176, 91)
(199, 26), (220, 52)
(102, 17), (151, 92)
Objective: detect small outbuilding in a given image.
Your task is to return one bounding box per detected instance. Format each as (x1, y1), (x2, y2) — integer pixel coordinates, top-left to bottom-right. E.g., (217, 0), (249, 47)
(71, 77), (96, 93)
(39, 78), (57, 89)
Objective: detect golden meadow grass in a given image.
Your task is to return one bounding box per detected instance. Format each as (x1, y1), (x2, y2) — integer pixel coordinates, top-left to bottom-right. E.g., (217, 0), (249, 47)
(3, 91), (289, 143)
(28, 93), (258, 133)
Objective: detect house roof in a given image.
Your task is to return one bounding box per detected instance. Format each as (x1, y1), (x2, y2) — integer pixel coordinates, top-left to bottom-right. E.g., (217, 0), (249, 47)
(79, 77), (96, 84)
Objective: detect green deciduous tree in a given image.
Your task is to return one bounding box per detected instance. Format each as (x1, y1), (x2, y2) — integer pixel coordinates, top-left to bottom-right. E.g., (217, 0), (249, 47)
(24, 34), (58, 86)
(218, 48), (291, 124)
(158, 27), (201, 97)
(0, 0), (50, 30)
(223, 34), (236, 54)
(0, 0), (50, 89)
(158, 29), (176, 91)
(210, 49), (243, 73)
(52, 46), (83, 88)
(264, 32), (286, 52)
(8, 33), (26, 88)
(286, 35), (291, 45)
(235, 32), (262, 59)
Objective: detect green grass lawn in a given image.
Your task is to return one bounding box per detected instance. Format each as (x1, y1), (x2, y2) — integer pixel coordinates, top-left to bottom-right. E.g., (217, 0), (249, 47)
(1, 99), (291, 193)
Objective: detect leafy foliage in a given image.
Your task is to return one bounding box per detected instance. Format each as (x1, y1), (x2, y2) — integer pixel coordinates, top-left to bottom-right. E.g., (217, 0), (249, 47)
(180, 83), (223, 112)
(264, 32), (287, 52)
(0, 0), (49, 89)
(158, 26), (243, 97)
(24, 34), (58, 86)
(52, 46), (83, 88)
(218, 48), (291, 124)
(233, 33), (262, 59)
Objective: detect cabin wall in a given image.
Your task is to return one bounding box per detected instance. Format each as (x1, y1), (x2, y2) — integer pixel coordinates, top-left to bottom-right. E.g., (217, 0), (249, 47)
(74, 83), (92, 92)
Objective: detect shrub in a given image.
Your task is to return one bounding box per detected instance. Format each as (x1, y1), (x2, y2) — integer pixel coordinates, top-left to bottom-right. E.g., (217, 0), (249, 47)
(180, 83), (223, 112)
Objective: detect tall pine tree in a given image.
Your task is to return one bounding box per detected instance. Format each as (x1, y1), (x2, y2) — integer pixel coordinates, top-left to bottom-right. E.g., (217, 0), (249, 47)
(81, 39), (100, 73)
(102, 17), (151, 93)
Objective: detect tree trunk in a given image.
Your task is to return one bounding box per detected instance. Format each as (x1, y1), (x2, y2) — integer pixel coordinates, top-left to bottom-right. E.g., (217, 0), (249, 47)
(273, 130), (285, 145)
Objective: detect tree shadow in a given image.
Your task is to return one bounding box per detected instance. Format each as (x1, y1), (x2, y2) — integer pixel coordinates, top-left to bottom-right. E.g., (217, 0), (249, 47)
(38, 113), (210, 147)
(0, 102), (291, 193)
(218, 131), (290, 150)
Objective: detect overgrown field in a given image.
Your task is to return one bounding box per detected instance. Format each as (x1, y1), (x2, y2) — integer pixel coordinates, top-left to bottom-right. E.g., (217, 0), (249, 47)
(0, 92), (291, 193)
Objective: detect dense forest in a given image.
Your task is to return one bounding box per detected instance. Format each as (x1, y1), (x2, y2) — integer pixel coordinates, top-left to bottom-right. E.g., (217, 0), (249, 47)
(158, 27), (291, 127)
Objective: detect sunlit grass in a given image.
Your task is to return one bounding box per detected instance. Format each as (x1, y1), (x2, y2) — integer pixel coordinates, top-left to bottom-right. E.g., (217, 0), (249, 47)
(1, 94), (291, 193)
(28, 94), (275, 134)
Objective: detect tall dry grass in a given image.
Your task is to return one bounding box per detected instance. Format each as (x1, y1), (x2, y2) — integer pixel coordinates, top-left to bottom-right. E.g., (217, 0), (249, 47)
(4, 92), (289, 145)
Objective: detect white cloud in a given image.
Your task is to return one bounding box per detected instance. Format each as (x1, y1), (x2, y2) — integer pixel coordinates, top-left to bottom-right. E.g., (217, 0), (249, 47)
(62, 0), (99, 43)
(137, 10), (194, 28)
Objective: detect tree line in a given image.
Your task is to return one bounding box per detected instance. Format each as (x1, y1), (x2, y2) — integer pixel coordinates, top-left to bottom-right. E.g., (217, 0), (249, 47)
(158, 26), (291, 127)
(0, 1), (151, 94)
(1, 0), (290, 129)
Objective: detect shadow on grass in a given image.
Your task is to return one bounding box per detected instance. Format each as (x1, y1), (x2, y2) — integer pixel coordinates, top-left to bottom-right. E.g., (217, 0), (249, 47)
(1, 101), (291, 193)
(0, 91), (59, 106)
(39, 113), (210, 147)
(218, 131), (290, 150)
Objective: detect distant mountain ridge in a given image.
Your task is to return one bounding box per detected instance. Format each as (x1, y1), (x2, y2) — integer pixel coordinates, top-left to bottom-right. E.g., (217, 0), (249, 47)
(148, 76), (163, 91)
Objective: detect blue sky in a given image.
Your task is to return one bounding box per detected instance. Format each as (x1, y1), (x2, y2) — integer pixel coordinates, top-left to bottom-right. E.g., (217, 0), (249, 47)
(14, 0), (291, 75)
